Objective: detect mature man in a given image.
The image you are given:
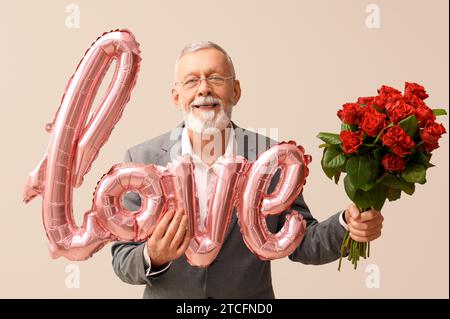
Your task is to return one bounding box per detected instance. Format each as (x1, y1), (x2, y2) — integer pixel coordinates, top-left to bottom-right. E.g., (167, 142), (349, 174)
(111, 41), (384, 298)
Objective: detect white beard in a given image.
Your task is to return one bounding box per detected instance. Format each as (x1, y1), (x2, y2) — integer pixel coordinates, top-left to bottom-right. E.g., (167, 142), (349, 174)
(183, 100), (233, 134)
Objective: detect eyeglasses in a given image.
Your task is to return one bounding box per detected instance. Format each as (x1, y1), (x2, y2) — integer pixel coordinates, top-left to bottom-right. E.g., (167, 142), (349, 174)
(175, 75), (234, 90)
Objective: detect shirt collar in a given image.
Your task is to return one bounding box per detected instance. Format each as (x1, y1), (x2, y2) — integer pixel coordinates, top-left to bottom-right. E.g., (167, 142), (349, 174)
(181, 125), (236, 163)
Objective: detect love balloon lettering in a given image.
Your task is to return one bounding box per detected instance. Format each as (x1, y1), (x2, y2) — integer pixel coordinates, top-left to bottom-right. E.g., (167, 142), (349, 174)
(23, 30), (311, 267)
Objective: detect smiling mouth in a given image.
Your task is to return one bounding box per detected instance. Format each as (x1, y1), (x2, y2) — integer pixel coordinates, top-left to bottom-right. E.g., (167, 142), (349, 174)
(193, 103), (219, 109)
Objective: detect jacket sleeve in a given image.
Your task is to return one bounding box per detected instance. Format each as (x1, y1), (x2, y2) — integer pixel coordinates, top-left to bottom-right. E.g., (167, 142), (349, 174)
(276, 193), (347, 265)
(266, 167), (347, 265)
(111, 240), (152, 285)
(110, 150), (168, 286)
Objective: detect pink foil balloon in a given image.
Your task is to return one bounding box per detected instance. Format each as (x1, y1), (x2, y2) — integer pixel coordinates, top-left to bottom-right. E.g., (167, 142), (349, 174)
(93, 163), (166, 242)
(237, 141), (311, 260)
(23, 31), (313, 264)
(23, 30), (141, 260)
(185, 156), (246, 267)
(164, 154), (200, 238)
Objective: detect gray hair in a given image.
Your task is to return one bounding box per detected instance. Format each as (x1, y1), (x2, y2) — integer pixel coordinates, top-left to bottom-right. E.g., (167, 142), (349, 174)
(174, 41), (236, 81)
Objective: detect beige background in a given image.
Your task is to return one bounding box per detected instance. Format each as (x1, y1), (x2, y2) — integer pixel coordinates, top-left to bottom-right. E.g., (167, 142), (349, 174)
(0, 0), (448, 298)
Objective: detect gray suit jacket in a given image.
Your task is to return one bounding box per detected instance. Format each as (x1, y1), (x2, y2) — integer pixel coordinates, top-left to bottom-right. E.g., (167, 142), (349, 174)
(111, 122), (346, 299)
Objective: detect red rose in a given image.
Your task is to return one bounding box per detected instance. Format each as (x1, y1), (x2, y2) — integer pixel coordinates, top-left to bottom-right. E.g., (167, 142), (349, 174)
(381, 153), (406, 172)
(357, 96), (376, 107)
(420, 121), (447, 144)
(378, 85), (401, 96)
(382, 125), (415, 156)
(405, 94), (426, 108)
(359, 106), (387, 136)
(337, 103), (363, 125)
(404, 82), (429, 100)
(372, 95), (388, 110)
(339, 130), (364, 154)
(385, 97), (415, 124)
(419, 142), (440, 153)
(403, 95), (435, 127)
(415, 105), (436, 127)
(373, 86), (403, 110)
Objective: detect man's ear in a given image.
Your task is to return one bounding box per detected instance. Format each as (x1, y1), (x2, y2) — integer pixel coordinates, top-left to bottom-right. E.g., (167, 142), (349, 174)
(171, 87), (182, 111)
(232, 79), (241, 106)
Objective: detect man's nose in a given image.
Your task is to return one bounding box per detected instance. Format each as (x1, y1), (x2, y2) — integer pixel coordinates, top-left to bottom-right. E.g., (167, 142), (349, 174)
(196, 78), (212, 96)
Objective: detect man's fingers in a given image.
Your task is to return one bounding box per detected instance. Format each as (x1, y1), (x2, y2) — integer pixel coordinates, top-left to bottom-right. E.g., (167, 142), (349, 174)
(348, 203), (361, 219)
(175, 231), (191, 257)
(348, 222), (381, 238)
(163, 208), (184, 241)
(171, 215), (188, 249)
(349, 231), (382, 242)
(347, 209), (383, 227)
(152, 208), (175, 239)
(349, 216), (383, 231)
(358, 210), (383, 222)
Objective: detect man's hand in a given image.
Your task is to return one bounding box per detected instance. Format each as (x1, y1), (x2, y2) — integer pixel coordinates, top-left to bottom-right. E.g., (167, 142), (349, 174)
(344, 203), (384, 242)
(147, 208), (191, 268)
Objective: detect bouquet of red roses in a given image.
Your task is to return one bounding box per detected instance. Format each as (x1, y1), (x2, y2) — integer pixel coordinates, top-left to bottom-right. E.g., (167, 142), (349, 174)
(317, 82), (447, 270)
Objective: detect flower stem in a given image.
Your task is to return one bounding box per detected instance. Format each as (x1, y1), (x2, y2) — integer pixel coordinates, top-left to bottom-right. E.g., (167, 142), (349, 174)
(338, 206), (371, 271)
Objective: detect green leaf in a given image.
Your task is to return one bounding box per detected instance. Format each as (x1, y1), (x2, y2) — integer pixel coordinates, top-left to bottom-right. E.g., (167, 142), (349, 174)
(319, 143), (330, 148)
(321, 148), (337, 179)
(317, 132), (341, 145)
(373, 147), (385, 162)
(341, 123), (358, 132)
(352, 189), (372, 211)
(433, 109), (447, 116)
(367, 183), (388, 210)
(322, 145), (346, 169)
(398, 115), (418, 138)
(386, 187), (402, 201)
(322, 166), (336, 179)
(352, 184), (388, 210)
(333, 171), (341, 184)
(381, 174), (403, 189)
(344, 175), (357, 200)
(400, 176), (415, 195)
(409, 151), (435, 168)
(365, 156), (381, 188)
(402, 163), (427, 184)
(369, 156), (381, 180)
(346, 155), (375, 188)
(341, 123), (351, 131)
(373, 105), (384, 113)
(360, 182), (376, 191)
(382, 174), (415, 195)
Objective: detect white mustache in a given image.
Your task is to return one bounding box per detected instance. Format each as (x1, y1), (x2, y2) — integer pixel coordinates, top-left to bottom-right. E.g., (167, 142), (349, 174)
(183, 96), (233, 134)
(190, 96), (223, 108)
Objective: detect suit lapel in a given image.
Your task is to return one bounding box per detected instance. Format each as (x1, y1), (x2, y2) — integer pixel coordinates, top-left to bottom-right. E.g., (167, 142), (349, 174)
(225, 124), (257, 240)
(155, 122), (184, 166)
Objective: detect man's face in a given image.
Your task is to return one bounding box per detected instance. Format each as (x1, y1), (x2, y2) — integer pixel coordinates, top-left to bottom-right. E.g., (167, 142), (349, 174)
(172, 48), (241, 132)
